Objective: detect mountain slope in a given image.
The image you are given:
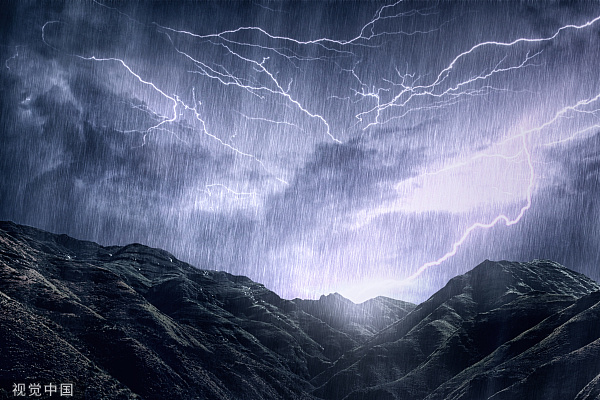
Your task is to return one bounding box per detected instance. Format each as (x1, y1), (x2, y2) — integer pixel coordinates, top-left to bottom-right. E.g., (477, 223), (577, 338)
(1, 222), (600, 400)
(0, 221), (413, 399)
(313, 260), (600, 400)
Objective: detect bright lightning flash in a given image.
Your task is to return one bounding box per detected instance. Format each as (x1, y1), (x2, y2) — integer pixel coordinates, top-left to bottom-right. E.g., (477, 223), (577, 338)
(37, 2), (600, 301)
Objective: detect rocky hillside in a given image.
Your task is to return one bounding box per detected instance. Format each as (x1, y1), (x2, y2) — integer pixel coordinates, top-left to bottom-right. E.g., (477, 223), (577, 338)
(1, 221), (600, 399)
(0, 221), (413, 399)
(312, 259), (600, 400)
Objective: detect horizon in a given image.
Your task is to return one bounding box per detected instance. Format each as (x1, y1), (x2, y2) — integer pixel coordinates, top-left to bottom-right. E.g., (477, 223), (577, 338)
(1, 219), (594, 305)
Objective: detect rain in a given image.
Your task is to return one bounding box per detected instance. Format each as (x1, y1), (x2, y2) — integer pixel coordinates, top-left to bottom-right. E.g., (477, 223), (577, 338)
(1, 1), (600, 304)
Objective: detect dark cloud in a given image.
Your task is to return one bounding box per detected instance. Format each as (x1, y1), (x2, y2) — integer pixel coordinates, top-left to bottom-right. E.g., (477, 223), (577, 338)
(263, 138), (423, 244)
(0, 50), (219, 243)
(2, 1), (600, 302)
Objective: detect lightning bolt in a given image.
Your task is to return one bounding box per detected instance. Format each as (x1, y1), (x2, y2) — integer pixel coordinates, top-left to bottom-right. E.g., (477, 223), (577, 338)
(41, 3), (600, 298)
(406, 133), (533, 281)
(344, 12), (599, 284)
(403, 86), (600, 282)
(205, 184), (258, 199)
(150, 0), (457, 141)
(4, 46), (21, 70)
(42, 20), (292, 185)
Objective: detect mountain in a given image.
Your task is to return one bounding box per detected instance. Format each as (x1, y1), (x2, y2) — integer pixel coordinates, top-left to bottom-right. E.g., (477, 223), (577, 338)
(312, 260), (600, 400)
(0, 221), (413, 399)
(1, 221), (600, 399)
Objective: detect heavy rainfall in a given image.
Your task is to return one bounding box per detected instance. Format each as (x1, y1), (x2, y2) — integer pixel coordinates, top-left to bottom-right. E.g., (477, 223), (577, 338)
(1, 1), (600, 303)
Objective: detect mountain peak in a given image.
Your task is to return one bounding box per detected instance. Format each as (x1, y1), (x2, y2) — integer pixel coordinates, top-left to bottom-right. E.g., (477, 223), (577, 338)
(318, 292), (355, 304)
(423, 259), (600, 314)
(459, 259), (599, 307)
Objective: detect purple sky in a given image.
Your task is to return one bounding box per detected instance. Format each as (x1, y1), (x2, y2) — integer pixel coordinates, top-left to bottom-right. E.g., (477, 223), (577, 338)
(2, 1), (600, 303)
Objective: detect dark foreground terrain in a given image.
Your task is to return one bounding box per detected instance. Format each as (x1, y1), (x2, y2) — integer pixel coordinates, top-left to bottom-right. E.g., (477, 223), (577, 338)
(1, 221), (600, 399)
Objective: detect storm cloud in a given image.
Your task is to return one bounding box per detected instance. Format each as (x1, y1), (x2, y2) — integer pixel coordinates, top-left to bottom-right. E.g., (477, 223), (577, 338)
(2, 1), (600, 303)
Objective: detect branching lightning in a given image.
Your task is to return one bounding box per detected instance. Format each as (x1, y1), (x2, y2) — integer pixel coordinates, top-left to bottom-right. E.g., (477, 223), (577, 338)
(405, 88), (600, 282)
(42, 20), (291, 185)
(38, 2), (600, 299)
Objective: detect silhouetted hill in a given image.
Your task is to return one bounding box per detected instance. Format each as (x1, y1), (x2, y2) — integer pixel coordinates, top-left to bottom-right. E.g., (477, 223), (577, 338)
(1, 221), (600, 399)
(312, 260), (600, 400)
(0, 221), (412, 399)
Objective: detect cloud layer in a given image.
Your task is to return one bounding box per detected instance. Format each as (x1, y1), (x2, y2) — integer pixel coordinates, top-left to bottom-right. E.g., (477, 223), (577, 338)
(2, 1), (600, 303)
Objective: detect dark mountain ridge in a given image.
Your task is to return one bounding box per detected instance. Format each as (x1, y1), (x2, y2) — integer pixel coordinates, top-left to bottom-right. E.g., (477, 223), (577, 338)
(1, 221), (600, 399)
(312, 260), (600, 399)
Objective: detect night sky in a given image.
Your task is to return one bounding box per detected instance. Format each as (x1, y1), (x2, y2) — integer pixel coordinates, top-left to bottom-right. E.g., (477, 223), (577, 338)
(2, 1), (600, 303)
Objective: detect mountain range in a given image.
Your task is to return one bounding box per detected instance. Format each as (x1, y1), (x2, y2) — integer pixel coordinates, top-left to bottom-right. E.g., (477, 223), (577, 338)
(1, 221), (600, 399)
